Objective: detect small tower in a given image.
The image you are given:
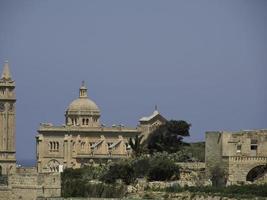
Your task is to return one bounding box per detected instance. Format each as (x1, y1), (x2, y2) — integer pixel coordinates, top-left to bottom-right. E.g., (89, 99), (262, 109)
(139, 106), (167, 141)
(0, 61), (16, 175)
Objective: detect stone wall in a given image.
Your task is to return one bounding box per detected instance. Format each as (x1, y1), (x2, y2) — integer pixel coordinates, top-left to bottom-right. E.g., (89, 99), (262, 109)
(206, 130), (267, 184)
(176, 162), (205, 170)
(0, 186), (11, 200)
(205, 132), (223, 178)
(0, 167), (61, 200)
(228, 156), (267, 184)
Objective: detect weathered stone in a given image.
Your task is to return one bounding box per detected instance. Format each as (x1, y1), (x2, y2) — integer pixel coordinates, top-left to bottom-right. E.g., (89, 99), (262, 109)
(206, 130), (267, 185)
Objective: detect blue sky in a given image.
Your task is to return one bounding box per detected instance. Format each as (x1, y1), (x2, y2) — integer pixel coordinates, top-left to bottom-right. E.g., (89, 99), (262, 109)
(0, 0), (266, 163)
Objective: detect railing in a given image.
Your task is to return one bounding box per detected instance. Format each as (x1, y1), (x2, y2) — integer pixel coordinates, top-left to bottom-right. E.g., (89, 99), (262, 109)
(228, 156), (267, 162)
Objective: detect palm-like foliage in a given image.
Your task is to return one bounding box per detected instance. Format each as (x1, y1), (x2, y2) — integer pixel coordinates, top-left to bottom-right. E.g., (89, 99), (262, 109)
(128, 134), (144, 157)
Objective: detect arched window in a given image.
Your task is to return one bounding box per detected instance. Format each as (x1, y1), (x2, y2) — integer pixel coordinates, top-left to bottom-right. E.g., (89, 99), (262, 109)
(82, 118), (85, 125)
(47, 159), (60, 173)
(56, 142), (59, 151)
(81, 142), (85, 149)
(86, 119), (89, 125)
(246, 165), (267, 182)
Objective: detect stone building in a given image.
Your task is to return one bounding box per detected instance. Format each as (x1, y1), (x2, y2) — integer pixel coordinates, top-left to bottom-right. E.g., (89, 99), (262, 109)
(139, 105), (167, 141)
(0, 61), (16, 175)
(0, 62), (61, 200)
(36, 82), (167, 173)
(206, 130), (267, 184)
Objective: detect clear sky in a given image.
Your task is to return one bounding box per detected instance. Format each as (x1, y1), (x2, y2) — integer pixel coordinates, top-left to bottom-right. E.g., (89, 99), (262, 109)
(0, 0), (266, 164)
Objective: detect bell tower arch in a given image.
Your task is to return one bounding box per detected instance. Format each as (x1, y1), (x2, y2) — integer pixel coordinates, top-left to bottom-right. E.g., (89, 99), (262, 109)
(0, 60), (16, 175)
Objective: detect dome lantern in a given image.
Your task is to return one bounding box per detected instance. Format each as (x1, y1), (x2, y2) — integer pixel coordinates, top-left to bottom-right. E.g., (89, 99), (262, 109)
(79, 81), (87, 98)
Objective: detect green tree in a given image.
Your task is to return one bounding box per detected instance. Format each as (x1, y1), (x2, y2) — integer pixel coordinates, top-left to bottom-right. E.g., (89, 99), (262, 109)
(146, 120), (191, 153)
(129, 134), (144, 157)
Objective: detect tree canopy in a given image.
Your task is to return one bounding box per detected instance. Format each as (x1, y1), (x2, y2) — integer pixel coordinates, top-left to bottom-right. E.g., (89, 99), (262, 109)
(145, 120), (191, 154)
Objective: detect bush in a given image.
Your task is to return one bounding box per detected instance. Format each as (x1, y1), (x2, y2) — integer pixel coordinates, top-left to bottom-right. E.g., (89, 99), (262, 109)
(147, 156), (179, 181)
(61, 165), (107, 197)
(61, 154), (181, 197)
(101, 154), (180, 184)
(131, 155), (150, 178)
(210, 165), (227, 187)
(101, 160), (135, 185)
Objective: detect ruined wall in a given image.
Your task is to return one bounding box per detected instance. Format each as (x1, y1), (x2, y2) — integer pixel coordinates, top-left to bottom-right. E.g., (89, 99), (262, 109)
(0, 167), (61, 200)
(206, 130), (267, 184)
(228, 156), (267, 184)
(205, 132), (223, 178)
(0, 186), (11, 200)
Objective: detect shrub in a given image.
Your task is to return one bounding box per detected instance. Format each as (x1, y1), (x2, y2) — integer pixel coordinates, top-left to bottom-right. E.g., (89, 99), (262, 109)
(61, 165), (107, 197)
(131, 155), (150, 178)
(101, 160), (135, 185)
(210, 165), (227, 187)
(147, 156), (179, 181)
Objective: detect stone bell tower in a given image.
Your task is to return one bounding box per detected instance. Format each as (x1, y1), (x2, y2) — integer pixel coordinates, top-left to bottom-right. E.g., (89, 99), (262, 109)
(0, 61), (16, 175)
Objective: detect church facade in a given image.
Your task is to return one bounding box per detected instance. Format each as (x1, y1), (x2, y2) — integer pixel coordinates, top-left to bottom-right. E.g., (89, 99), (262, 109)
(36, 83), (166, 173)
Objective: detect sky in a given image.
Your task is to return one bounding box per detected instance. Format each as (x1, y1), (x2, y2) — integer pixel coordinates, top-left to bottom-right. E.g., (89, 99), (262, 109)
(0, 0), (266, 164)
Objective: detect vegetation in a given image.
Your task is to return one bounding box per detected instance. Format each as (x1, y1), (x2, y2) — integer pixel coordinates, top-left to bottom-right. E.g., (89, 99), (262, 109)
(61, 153), (181, 197)
(129, 134), (144, 157)
(147, 155), (180, 181)
(182, 142), (205, 162)
(101, 160), (135, 185)
(61, 165), (110, 197)
(145, 120), (191, 154)
(165, 184), (267, 199)
(101, 154), (180, 184)
(210, 165), (227, 187)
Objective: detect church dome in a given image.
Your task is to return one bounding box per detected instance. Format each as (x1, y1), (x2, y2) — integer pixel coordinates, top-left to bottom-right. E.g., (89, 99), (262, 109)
(67, 98), (100, 113)
(65, 82), (101, 127)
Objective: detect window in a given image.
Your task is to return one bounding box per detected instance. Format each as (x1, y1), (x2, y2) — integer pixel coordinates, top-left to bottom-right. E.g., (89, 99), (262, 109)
(236, 145), (241, 153)
(250, 139), (258, 156)
(56, 142), (59, 151)
(81, 142), (85, 149)
(49, 141), (59, 152)
(251, 145), (258, 150)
